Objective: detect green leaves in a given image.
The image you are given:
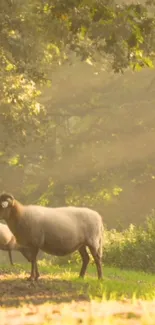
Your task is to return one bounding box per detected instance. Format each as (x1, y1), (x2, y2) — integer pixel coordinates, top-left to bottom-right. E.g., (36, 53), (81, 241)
(104, 214), (155, 273)
(0, 0), (155, 210)
(131, 57), (154, 71)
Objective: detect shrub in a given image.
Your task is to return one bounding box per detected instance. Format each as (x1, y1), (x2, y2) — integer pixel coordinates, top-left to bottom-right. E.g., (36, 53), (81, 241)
(103, 210), (155, 272)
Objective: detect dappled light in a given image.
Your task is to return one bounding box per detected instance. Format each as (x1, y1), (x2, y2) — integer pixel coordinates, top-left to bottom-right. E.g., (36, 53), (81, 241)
(1, 263), (155, 308)
(1, 0), (155, 324)
(1, 263), (155, 324)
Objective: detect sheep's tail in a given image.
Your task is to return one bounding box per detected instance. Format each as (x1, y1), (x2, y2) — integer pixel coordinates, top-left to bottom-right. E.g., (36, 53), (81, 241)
(98, 216), (104, 258)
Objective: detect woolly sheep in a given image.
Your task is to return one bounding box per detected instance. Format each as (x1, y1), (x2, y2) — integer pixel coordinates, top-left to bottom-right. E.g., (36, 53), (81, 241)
(0, 193), (103, 281)
(0, 223), (33, 265)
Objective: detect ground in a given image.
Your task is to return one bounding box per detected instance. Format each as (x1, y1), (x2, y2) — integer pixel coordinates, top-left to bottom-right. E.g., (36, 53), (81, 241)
(0, 261), (155, 324)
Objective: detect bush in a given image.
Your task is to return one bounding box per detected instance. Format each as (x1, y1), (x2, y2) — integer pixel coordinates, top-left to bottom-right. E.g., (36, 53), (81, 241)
(103, 210), (155, 272)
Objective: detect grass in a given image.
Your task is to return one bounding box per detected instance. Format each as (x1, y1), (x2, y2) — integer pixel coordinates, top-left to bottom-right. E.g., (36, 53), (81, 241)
(0, 260), (155, 324)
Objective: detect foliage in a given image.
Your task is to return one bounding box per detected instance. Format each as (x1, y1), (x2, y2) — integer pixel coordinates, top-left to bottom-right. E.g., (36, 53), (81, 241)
(103, 212), (155, 272)
(1, 0), (155, 134)
(1, 0), (155, 227)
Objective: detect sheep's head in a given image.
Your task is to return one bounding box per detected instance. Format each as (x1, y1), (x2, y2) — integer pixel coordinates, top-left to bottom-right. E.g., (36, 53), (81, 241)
(0, 193), (14, 219)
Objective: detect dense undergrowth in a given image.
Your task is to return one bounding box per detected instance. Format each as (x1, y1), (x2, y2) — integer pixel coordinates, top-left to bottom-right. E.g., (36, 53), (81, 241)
(103, 213), (155, 273)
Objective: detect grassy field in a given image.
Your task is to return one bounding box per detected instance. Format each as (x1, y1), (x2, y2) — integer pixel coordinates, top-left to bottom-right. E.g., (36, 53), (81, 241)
(1, 260), (155, 324)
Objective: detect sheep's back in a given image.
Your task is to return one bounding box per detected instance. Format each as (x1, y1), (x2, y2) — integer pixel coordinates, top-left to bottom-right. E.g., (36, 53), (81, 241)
(23, 205), (103, 248)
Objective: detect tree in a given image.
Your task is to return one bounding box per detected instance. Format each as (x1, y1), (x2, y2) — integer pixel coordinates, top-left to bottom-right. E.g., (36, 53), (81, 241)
(0, 0), (155, 227)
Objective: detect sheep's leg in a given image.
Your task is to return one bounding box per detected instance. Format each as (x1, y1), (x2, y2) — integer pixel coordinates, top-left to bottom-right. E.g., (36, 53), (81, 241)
(78, 246), (90, 278)
(20, 248), (39, 279)
(8, 250), (13, 265)
(34, 261), (40, 281)
(26, 248), (39, 281)
(88, 245), (103, 279)
(29, 260), (36, 281)
(18, 247), (38, 281)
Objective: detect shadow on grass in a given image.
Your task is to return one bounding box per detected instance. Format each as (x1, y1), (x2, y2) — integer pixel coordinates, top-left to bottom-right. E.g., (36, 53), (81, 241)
(1, 263), (155, 308)
(0, 276), (91, 307)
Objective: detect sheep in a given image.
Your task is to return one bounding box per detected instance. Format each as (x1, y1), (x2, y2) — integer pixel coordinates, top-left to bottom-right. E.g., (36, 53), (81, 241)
(0, 223), (36, 266)
(0, 192), (103, 281)
(0, 223), (16, 265)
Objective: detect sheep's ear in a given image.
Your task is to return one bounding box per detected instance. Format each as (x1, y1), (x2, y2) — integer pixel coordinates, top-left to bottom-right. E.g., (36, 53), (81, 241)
(1, 201), (9, 208)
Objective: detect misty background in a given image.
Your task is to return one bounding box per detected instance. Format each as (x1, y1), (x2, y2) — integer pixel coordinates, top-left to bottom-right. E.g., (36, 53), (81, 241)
(1, 62), (155, 263)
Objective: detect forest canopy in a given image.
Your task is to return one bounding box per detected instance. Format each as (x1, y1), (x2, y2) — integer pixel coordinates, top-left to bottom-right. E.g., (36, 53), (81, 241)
(1, 0), (155, 228)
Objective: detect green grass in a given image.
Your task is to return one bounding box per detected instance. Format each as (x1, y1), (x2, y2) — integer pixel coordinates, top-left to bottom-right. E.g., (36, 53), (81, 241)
(1, 261), (155, 324)
(1, 260), (155, 301)
(42, 261), (155, 300)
